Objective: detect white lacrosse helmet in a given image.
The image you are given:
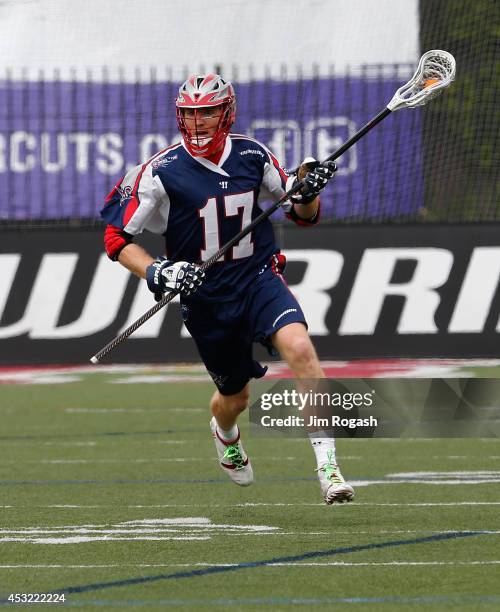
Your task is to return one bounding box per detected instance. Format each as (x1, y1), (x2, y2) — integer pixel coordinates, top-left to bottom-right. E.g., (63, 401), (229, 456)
(176, 74), (236, 156)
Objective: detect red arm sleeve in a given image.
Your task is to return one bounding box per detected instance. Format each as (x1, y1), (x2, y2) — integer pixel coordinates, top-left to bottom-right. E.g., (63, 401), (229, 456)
(104, 224), (133, 261)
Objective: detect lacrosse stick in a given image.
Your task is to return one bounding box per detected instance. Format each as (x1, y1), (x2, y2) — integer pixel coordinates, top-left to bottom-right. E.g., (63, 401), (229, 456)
(90, 49), (455, 363)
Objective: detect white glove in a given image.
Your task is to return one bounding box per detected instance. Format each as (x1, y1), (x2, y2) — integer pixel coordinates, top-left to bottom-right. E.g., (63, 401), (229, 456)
(290, 158), (337, 205)
(146, 257), (205, 299)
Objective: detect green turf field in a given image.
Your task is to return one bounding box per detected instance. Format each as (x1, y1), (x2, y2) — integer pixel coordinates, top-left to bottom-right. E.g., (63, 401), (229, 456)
(0, 369), (499, 611)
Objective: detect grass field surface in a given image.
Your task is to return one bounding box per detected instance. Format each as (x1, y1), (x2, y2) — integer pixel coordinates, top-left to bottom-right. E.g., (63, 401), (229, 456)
(0, 361), (499, 610)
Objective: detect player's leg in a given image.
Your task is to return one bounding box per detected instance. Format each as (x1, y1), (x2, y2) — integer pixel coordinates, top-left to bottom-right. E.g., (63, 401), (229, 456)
(209, 384), (253, 486)
(271, 322), (354, 503)
(248, 267), (354, 504)
(181, 299), (257, 486)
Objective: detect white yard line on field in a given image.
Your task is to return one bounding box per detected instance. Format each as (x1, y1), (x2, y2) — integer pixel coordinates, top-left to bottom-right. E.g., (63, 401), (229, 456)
(110, 375), (210, 384)
(352, 473), (500, 486)
(0, 536), (210, 543)
(238, 501), (500, 507)
(267, 560), (500, 566)
(2, 501), (500, 510)
(40, 440), (187, 447)
(0, 564), (238, 569)
(43, 441), (97, 447)
(356, 502), (500, 506)
(64, 407), (205, 413)
(0, 517), (281, 544)
(1, 560), (500, 569)
(3, 456), (300, 464)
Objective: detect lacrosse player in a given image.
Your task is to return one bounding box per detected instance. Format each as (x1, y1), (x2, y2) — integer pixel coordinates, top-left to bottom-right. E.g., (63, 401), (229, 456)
(101, 74), (354, 504)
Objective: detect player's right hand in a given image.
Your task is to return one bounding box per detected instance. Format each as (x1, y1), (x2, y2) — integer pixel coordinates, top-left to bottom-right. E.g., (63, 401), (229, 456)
(146, 257), (205, 300)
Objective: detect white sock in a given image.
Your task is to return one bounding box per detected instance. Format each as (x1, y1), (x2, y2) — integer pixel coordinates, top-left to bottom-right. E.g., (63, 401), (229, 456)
(216, 421), (239, 442)
(309, 431), (336, 467)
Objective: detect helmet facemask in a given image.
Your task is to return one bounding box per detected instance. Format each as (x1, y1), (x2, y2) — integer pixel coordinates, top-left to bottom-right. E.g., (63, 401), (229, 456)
(176, 74), (236, 156)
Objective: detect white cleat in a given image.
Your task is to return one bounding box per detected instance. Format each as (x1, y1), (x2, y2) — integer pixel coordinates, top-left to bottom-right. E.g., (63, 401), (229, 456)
(210, 417), (253, 486)
(317, 452), (355, 505)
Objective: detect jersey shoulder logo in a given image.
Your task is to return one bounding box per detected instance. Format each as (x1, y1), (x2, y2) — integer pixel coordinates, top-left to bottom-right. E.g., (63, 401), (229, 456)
(152, 154), (179, 169)
(239, 148), (265, 158)
(118, 185), (133, 206)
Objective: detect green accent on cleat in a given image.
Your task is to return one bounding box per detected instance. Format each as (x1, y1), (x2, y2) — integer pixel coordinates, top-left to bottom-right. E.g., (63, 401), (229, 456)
(222, 444), (246, 470)
(320, 449), (346, 484)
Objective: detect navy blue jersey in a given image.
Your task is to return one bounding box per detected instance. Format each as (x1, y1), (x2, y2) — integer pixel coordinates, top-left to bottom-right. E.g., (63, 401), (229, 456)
(101, 135), (295, 301)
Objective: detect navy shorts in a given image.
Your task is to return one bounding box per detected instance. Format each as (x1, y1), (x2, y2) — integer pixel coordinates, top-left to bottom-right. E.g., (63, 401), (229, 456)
(181, 266), (306, 395)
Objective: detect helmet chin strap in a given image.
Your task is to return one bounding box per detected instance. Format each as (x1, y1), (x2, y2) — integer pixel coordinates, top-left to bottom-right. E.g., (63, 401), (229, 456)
(185, 134), (226, 160)
(204, 139), (226, 161)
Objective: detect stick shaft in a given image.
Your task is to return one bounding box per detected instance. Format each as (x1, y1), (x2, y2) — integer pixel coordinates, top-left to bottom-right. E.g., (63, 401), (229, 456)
(327, 107), (391, 161)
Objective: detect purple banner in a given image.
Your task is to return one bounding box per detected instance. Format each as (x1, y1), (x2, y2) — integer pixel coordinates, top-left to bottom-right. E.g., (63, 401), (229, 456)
(0, 74), (422, 221)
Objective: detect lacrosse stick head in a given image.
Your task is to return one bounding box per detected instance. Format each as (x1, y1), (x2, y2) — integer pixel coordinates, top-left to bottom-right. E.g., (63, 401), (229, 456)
(387, 50), (456, 111)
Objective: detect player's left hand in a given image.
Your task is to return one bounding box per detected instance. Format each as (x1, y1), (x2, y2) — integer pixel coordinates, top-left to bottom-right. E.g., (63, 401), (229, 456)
(290, 158), (337, 205)
(146, 257), (205, 300)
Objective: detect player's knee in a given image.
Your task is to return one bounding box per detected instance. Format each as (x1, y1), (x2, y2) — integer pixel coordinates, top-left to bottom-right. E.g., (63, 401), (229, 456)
(229, 386), (250, 413)
(285, 335), (319, 375)
(218, 386), (249, 415)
